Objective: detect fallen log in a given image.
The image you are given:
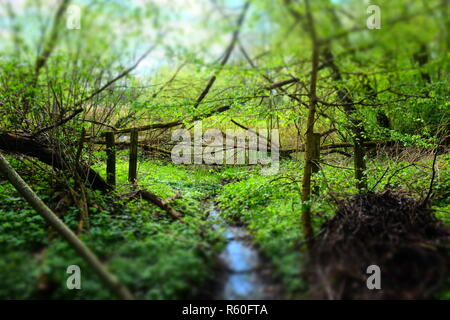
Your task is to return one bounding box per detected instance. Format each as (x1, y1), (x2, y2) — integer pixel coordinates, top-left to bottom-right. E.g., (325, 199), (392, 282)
(279, 140), (396, 156)
(96, 139), (395, 159)
(321, 150), (352, 157)
(0, 132), (111, 192)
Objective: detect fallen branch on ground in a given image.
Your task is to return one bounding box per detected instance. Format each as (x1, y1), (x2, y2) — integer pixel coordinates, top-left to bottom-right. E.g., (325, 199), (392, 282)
(124, 189), (184, 222)
(0, 132), (111, 192)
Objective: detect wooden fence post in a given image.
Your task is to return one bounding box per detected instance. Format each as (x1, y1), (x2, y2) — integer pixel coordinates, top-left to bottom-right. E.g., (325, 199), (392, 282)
(105, 132), (116, 187)
(128, 129), (138, 183)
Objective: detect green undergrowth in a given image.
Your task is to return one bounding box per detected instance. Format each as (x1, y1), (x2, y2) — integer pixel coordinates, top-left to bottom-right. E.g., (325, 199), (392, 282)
(0, 155), (223, 299)
(0, 152), (448, 299)
(216, 156), (450, 298)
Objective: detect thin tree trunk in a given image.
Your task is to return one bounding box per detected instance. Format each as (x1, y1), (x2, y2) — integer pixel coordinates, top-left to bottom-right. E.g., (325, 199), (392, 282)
(300, 0), (319, 251)
(311, 132), (321, 195)
(353, 136), (367, 191)
(0, 152), (134, 300)
(322, 47), (368, 191)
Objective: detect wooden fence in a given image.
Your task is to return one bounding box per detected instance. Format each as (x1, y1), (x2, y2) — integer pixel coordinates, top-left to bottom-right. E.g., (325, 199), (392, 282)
(103, 130), (322, 191)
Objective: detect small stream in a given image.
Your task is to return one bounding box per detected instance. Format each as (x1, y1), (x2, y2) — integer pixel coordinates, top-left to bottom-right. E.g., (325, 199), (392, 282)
(208, 207), (279, 300)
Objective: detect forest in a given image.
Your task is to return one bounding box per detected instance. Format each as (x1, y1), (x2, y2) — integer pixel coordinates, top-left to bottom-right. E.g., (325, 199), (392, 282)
(0, 0), (449, 301)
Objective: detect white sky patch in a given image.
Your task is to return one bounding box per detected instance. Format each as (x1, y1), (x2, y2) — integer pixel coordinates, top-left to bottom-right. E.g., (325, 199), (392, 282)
(129, 0), (238, 76)
(0, 0), (26, 12)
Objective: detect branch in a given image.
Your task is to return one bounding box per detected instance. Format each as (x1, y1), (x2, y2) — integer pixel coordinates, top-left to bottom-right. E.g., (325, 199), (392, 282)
(230, 119), (269, 142)
(124, 189), (185, 222)
(75, 44), (159, 107)
(323, 3), (446, 43)
(265, 77), (300, 90)
(421, 149), (440, 206)
(32, 43), (158, 137)
(110, 105), (233, 135)
(31, 108), (83, 137)
(192, 2), (250, 109)
(34, 0), (71, 78)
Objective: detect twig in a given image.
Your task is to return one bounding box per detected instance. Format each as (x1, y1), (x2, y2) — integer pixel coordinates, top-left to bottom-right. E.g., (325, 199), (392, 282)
(369, 166), (390, 192)
(421, 149), (439, 206)
(124, 189), (185, 223)
(192, 2), (250, 109)
(31, 108), (83, 137)
(32, 42), (159, 137)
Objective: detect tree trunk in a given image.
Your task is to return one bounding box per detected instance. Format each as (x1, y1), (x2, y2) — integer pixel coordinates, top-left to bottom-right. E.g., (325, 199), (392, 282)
(311, 133), (321, 195)
(300, 0), (319, 251)
(322, 47), (368, 191)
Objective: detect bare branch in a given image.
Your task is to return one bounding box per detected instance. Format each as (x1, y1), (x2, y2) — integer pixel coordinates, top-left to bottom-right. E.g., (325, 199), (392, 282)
(192, 2), (250, 109)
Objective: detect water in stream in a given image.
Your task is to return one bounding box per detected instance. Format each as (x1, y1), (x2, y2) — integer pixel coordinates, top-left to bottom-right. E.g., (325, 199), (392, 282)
(209, 208), (276, 300)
